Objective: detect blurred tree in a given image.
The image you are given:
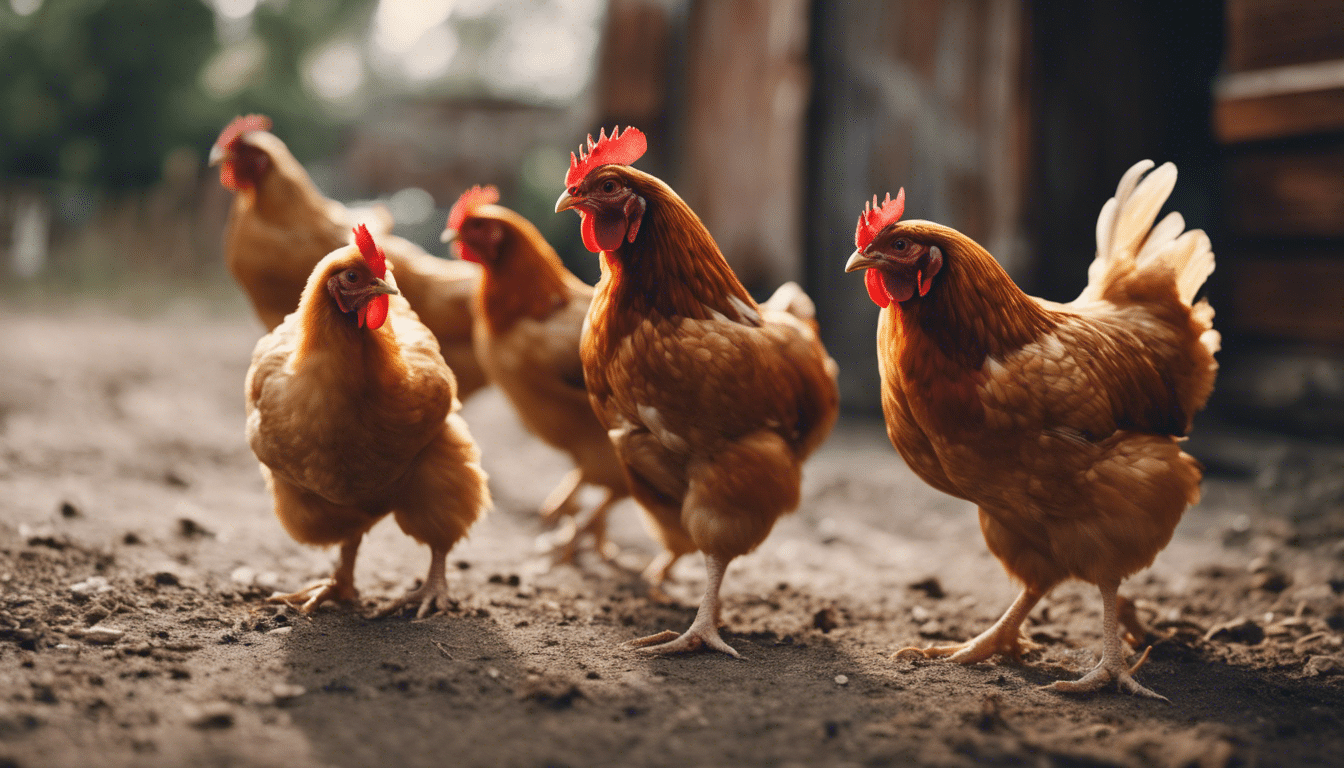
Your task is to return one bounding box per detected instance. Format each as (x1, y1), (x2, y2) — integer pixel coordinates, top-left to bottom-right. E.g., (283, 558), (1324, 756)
(0, 0), (371, 190)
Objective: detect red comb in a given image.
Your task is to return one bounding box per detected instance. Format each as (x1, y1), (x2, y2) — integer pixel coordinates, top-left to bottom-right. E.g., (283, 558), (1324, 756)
(214, 114), (272, 150)
(854, 188), (906, 251)
(446, 185), (500, 233)
(353, 224), (386, 279)
(564, 126), (647, 189)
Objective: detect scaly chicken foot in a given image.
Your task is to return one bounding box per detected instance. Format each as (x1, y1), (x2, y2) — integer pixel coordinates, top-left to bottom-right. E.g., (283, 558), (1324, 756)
(1047, 581), (1168, 701)
(895, 586), (1043, 664)
(631, 553), (740, 658)
(267, 538), (361, 614)
(372, 546), (453, 619)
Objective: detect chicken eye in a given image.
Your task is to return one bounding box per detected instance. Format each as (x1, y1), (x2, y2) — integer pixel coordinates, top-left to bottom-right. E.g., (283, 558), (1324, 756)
(602, 180), (617, 193)
(893, 239), (907, 251)
(344, 270), (359, 283)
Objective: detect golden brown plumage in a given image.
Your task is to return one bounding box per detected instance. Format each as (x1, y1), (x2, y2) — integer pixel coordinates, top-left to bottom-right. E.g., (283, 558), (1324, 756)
(245, 226), (489, 617)
(846, 160), (1218, 698)
(557, 128), (839, 656)
(211, 116), (487, 398)
(442, 186), (628, 562)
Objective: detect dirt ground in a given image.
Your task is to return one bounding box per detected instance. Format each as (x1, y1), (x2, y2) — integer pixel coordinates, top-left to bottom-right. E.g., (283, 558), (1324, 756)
(0, 294), (1341, 768)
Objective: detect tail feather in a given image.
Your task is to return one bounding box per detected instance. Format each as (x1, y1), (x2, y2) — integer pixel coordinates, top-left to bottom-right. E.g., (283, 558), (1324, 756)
(1080, 160), (1214, 307)
(761, 281), (816, 321)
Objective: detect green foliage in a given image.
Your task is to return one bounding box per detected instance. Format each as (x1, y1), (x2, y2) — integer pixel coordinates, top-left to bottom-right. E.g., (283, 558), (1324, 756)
(0, 0), (372, 189)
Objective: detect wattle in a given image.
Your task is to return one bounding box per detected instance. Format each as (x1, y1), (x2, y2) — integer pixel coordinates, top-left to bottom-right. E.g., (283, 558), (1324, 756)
(864, 268), (915, 308)
(359, 295), (389, 329)
(579, 210), (628, 254)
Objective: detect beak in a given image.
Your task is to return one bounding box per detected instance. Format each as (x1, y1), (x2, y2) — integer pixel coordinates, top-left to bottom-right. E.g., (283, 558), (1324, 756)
(845, 250), (882, 273)
(439, 227), (457, 244)
(370, 277), (399, 296)
(555, 190), (581, 214)
(208, 143), (226, 167)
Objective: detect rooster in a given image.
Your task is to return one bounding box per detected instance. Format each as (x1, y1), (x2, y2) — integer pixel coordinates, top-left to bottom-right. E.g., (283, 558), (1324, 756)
(845, 161), (1218, 699)
(245, 224), (490, 617)
(441, 184), (629, 563)
(210, 114), (488, 398)
(556, 127), (839, 656)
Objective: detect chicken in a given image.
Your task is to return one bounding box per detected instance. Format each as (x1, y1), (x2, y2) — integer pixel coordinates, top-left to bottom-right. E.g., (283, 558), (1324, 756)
(555, 127), (840, 656)
(844, 161), (1218, 699)
(210, 114), (488, 398)
(441, 185), (629, 563)
(245, 224), (490, 617)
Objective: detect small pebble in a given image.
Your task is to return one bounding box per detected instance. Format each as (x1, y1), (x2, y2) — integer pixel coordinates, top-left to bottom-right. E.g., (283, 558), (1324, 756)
(272, 683), (306, 700)
(267, 626), (292, 636)
(184, 702), (235, 729)
(70, 577), (113, 597)
(1304, 656), (1342, 677)
(82, 626), (125, 645)
(834, 674), (849, 686)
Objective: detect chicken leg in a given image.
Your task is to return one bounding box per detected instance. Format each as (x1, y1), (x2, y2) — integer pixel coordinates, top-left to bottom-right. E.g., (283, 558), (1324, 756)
(268, 538), (361, 613)
(630, 553), (740, 658)
(538, 468), (583, 527)
(551, 488), (622, 565)
(373, 545), (453, 619)
(1048, 580), (1167, 701)
(896, 586), (1043, 663)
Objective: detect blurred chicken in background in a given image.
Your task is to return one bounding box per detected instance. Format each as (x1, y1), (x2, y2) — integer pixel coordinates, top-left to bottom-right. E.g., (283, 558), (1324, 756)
(442, 184), (629, 564)
(211, 114), (488, 399)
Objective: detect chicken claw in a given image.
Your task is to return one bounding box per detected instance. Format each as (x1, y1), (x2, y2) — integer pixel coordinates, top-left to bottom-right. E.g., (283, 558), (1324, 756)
(631, 553), (741, 658)
(895, 587), (1043, 664)
(1048, 582), (1169, 701)
(371, 546), (453, 619)
(629, 619), (740, 659)
(267, 538), (360, 614)
(1048, 646), (1167, 701)
(267, 578), (357, 614)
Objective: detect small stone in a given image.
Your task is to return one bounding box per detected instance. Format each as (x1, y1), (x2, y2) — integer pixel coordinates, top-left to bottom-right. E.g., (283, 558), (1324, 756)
(69, 577), (113, 596)
(1204, 617), (1265, 645)
(122, 532), (143, 546)
(487, 668), (500, 679)
(918, 620), (944, 638)
(153, 572), (180, 587)
(272, 683), (306, 701)
(229, 566), (257, 585)
(1252, 570), (1290, 593)
(59, 501), (80, 518)
(812, 608), (839, 633)
(833, 674), (849, 686)
(910, 605), (931, 622)
(184, 702), (235, 729)
(909, 577), (945, 599)
(267, 626), (292, 636)
(177, 518), (213, 539)
(82, 626), (124, 645)
(1304, 656), (1343, 677)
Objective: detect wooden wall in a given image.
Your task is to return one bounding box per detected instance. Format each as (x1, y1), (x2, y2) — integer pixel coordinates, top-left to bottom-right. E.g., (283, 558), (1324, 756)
(807, 1), (1030, 412)
(1216, 0), (1344, 347)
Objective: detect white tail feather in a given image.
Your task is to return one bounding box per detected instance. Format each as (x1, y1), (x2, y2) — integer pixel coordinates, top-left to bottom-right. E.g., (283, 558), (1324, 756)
(1079, 160), (1214, 307)
(762, 281), (816, 320)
